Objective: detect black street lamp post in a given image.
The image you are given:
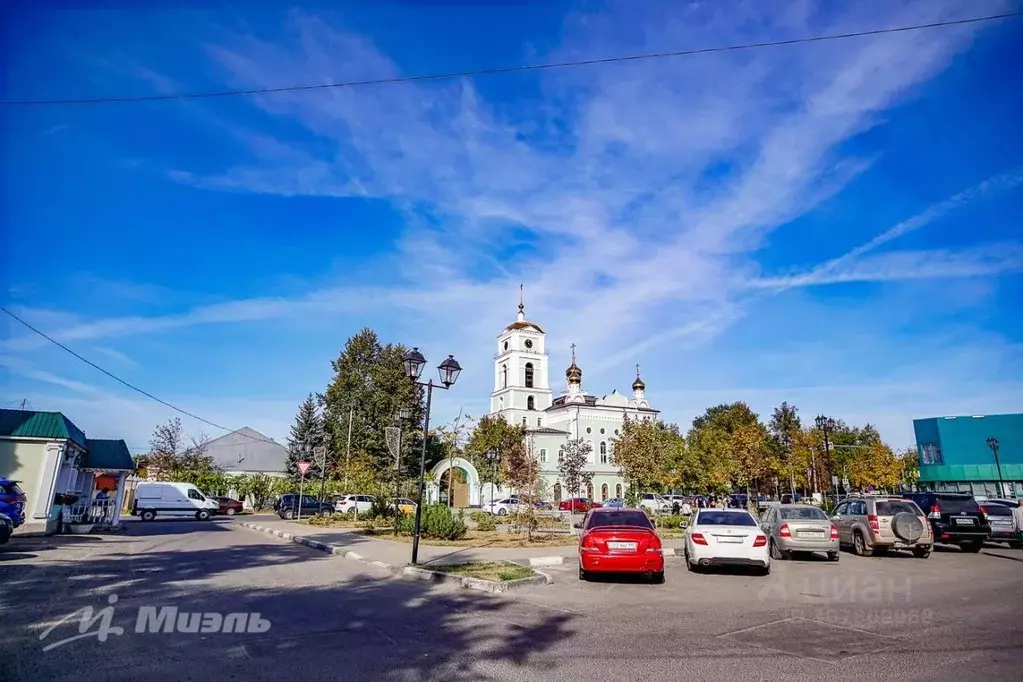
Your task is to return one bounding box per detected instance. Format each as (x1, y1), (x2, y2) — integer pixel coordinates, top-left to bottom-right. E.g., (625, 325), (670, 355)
(393, 408), (410, 537)
(815, 415), (836, 499)
(986, 436), (1005, 497)
(403, 347), (462, 565)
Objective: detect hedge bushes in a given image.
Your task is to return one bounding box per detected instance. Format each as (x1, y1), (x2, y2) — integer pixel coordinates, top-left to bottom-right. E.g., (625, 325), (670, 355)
(475, 514), (496, 532)
(396, 504), (467, 540)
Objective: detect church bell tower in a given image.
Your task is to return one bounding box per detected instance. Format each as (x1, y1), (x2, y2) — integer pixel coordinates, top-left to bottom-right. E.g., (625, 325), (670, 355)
(489, 286), (553, 427)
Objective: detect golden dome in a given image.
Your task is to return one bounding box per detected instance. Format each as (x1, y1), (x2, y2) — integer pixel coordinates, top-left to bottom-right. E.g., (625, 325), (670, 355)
(566, 363), (582, 383)
(632, 376), (646, 391)
(504, 320), (545, 333)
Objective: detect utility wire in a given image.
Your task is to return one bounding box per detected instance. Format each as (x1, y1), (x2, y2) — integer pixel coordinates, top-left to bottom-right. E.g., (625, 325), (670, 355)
(3, 12), (1020, 107)
(1, 304), (282, 448)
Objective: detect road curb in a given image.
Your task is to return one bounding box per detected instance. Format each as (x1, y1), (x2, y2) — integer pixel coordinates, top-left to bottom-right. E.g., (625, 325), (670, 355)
(403, 565), (552, 593)
(237, 521), (556, 592)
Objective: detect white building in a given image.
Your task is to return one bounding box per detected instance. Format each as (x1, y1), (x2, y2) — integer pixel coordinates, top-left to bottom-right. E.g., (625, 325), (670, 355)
(485, 292), (660, 504)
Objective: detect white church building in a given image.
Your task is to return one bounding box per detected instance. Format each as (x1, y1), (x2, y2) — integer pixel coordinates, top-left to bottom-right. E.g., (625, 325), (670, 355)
(485, 294), (659, 504)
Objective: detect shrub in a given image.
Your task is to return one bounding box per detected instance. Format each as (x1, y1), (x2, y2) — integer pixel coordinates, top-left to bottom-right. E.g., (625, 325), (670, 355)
(356, 510), (377, 522)
(655, 514), (686, 529)
(307, 515), (331, 526)
(469, 511), (491, 524)
(475, 514), (497, 532)
(370, 496), (395, 519)
(420, 504), (467, 540)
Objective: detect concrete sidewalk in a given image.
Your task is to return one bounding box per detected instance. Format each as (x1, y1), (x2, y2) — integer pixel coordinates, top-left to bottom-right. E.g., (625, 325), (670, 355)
(236, 515), (686, 569)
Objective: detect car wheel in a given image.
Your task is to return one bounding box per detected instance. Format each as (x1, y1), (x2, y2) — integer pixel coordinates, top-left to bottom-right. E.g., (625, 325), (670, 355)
(226, 508), (236, 516)
(196, 510), (210, 521)
(853, 531), (873, 557)
(827, 551), (840, 562)
(497, 508), (508, 516)
(140, 510), (156, 522)
(912, 547), (931, 559)
(769, 539), (789, 560)
(651, 571), (665, 584)
(283, 509), (295, 520)
(962, 541), (983, 553)
(320, 508), (332, 518)
(760, 563), (771, 576)
(578, 567), (587, 581)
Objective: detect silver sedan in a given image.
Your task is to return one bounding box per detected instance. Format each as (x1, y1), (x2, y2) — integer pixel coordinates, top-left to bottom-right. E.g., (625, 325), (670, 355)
(760, 504), (839, 561)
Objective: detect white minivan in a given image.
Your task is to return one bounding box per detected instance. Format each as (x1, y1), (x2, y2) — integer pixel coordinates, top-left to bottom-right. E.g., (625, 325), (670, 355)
(132, 482), (219, 521)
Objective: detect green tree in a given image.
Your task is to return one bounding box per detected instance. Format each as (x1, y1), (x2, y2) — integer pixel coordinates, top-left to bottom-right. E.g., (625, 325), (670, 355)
(322, 329), (424, 482)
(502, 436), (544, 540)
(896, 446), (919, 488)
(434, 411), (474, 506)
(687, 403), (771, 497)
(768, 402), (802, 494)
(465, 415), (526, 487)
(613, 417), (688, 492)
(146, 418), (220, 484)
(558, 438), (593, 504)
(286, 393), (325, 480)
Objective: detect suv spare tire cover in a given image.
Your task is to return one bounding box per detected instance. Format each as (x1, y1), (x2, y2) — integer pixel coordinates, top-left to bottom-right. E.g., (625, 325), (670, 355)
(892, 512), (924, 542)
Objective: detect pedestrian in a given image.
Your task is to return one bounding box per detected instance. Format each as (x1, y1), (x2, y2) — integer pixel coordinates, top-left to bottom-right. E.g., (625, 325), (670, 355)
(96, 487), (110, 500)
(681, 500), (692, 516)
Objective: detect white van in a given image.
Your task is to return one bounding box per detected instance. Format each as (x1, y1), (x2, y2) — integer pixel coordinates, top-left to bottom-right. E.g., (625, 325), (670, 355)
(132, 482), (219, 521)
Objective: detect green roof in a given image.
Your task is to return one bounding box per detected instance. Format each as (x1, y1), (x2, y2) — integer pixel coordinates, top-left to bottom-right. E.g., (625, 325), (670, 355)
(83, 439), (135, 472)
(0, 409), (87, 447)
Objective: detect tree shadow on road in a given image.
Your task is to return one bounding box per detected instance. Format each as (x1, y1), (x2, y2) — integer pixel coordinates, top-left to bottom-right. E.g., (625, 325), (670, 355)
(0, 531), (577, 682)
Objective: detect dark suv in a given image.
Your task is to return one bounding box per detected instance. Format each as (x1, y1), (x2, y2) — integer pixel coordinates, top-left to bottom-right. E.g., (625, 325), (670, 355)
(906, 492), (991, 552)
(273, 494), (333, 520)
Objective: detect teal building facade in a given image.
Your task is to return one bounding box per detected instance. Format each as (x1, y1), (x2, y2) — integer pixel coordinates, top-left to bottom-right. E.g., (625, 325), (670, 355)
(913, 413), (1023, 497)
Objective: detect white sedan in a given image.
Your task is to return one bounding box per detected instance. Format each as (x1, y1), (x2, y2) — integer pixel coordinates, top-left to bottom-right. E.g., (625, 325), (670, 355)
(684, 508), (771, 575)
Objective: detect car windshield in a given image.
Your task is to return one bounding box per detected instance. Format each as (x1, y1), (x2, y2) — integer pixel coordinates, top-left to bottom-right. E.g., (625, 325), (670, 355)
(936, 496), (981, 513)
(984, 504), (1012, 516)
(697, 511), (757, 526)
(587, 511), (653, 529)
(779, 507), (827, 520)
(876, 500), (922, 516)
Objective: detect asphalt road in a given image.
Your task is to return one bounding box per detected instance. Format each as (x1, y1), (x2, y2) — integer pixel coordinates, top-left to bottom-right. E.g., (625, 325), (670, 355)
(2, 518), (1021, 681)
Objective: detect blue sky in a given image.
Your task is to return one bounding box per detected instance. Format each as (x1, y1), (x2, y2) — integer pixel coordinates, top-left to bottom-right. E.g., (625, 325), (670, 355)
(2, 0), (1022, 453)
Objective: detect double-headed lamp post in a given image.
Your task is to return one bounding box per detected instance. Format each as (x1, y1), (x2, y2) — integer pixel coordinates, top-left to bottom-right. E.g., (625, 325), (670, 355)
(986, 437), (1005, 497)
(403, 347), (462, 565)
(815, 415), (836, 498)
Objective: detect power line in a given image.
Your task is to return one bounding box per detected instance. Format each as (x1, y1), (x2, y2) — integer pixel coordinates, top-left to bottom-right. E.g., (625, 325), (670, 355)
(4, 12), (1019, 107)
(0, 304), (281, 448)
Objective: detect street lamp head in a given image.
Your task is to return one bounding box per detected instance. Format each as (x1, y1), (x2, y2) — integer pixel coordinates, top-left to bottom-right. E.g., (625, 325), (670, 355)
(438, 354), (462, 387)
(986, 436), (999, 449)
(398, 408), (411, 421)
(403, 347), (427, 380)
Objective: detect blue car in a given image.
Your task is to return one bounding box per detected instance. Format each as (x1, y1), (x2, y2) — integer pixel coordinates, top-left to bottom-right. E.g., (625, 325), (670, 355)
(603, 497), (626, 508)
(0, 478), (27, 528)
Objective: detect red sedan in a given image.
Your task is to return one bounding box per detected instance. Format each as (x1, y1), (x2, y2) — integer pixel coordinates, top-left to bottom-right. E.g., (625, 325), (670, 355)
(559, 497), (602, 513)
(576, 508), (664, 583)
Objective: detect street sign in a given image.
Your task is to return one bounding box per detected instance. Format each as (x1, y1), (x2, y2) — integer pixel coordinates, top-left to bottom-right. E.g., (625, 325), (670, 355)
(312, 446), (326, 466)
(297, 461), (313, 477)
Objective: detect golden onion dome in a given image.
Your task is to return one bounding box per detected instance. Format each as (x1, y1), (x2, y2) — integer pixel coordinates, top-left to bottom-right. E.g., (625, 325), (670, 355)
(566, 362), (582, 383)
(632, 376), (646, 391)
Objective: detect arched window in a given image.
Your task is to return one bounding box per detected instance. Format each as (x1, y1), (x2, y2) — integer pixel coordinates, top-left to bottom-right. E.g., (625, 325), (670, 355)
(539, 449), (547, 463)
(527, 396), (535, 411)
(524, 362), (534, 388)
(558, 447), (564, 462)
(599, 441), (607, 465)
(502, 364), (508, 388)
(554, 483), (562, 502)
(601, 484), (608, 501)
(616, 483), (623, 498)
(587, 483), (594, 499)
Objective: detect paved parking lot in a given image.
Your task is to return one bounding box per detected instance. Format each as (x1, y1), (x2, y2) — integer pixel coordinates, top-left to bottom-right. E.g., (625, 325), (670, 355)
(2, 519), (1021, 681)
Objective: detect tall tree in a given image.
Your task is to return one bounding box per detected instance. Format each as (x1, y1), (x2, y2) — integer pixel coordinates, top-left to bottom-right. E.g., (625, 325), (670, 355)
(558, 438), (594, 503)
(768, 402), (802, 493)
(286, 394), (324, 480)
(322, 329), (424, 482)
(433, 411), (473, 506)
(613, 417), (688, 492)
(687, 402), (771, 498)
(502, 436), (544, 539)
(465, 415), (525, 495)
(145, 418), (217, 481)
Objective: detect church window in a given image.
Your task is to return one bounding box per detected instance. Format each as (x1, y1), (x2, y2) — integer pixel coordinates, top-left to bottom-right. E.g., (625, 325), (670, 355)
(586, 427), (591, 434)
(601, 484), (608, 501)
(527, 396), (535, 410)
(536, 417), (542, 426)
(554, 483), (562, 502)
(502, 364), (507, 388)
(587, 483), (594, 499)
(522, 417), (527, 426)
(524, 362), (534, 388)
(524, 339), (533, 349)
(600, 441), (607, 464)
(503, 341), (508, 351)
(558, 447), (564, 462)
(540, 449), (547, 463)
(614, 429), (619, 435)
(616, 483), (623, 498)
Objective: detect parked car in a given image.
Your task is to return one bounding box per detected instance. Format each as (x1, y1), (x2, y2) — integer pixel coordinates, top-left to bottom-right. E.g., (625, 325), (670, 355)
(904, 492), (991, 553)
(487, 497), (521, 516)
(979, 502), (1021, 548)
(684, 508), (770, 575)
(576, 508), (664, 583)
(392, 498), (417, 515)
(831, 495), (933, 557)
(275, 494), (333, 520)
(132, 482), (219, 521)
(335, 494), (375, 515)
(638, 493), (671, 514)
(0, 511), (13, 545)
(760, 504), (839, 561)
(0, 478), (27, 528)
(559, 497), (601, 513)
(210, 496), (244, 516)
(602, 497), (626, 509)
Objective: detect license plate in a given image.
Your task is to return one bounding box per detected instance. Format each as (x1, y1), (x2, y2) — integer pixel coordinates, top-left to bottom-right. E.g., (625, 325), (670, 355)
(953, 518), (975, 525)
(607, 541), (637, 551)
(800, 530), (825, 537)
(717, 536), (743, 543)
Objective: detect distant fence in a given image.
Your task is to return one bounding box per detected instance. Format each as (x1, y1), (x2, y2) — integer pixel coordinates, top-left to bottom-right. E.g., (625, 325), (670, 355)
(64, 499), (117, 525)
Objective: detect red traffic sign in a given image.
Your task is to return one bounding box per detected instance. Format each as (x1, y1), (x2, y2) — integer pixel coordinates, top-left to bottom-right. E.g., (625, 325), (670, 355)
(296, 461), (313, 477)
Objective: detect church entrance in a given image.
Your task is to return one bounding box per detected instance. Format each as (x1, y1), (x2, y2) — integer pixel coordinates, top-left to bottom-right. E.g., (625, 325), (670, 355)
(440, 468), (470, 508)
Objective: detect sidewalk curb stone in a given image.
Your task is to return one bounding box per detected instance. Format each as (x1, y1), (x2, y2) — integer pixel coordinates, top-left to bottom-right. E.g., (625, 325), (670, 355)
(237, 521), (556, 592)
